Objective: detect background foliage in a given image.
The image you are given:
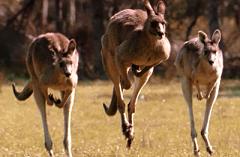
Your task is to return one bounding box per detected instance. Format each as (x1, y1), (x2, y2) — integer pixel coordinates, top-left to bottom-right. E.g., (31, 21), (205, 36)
(0, 0), (239, 80)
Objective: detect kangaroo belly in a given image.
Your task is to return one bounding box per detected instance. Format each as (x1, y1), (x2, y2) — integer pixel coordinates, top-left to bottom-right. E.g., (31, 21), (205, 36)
(192, 69), (218, 85)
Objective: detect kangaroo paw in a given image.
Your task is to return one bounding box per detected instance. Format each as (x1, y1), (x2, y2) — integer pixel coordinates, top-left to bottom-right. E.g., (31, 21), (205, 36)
(47, 94), (54, 106)
(48, 94), (62, 107)
(196, 92), (203, 101)
(205, 94), (211, 99)
(54, 99), (63, 108)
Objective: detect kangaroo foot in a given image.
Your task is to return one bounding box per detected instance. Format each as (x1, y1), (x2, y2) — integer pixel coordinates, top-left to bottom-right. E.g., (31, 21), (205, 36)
(206, 146), (214, 156)
(127, 136), (134, 148)
(48, 150), (55, 157)
(194, 149), (200, 157)
(45, 141), (55, 157)
(122, 124), (134, 148)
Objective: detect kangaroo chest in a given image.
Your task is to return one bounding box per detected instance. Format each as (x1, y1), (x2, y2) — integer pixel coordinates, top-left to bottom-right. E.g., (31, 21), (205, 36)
(131, 42), (167, 66)
(136, 50), (162, 65)
(192, 61), (219, 85)
(40, 70), (77, 90)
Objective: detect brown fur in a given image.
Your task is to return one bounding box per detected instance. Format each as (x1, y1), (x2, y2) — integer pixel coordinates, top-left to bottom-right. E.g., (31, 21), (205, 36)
(12, 33), (79, 157)
(101, 0), (171, 147)
(175, 29), (223, 156)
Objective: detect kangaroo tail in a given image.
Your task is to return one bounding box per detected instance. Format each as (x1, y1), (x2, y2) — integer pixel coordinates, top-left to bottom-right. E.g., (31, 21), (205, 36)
(12, 81), (33, 101)
(132, 64), (153, 77)
(103, 88), (118, 116)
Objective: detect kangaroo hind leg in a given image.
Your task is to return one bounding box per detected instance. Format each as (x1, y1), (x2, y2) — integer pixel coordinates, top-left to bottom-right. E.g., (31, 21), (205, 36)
(127, 67), (153, 148)
(181, 77), (200, 156)
(33, 85), (54, 157)
(201, 81), (220, 155)
(63, 89), (75, 157)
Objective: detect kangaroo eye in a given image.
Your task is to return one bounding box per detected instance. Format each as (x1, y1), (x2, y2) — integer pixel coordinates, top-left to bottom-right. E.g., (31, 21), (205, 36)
(204, 50), (209, 56)
(59, 62), (65, 68)
(151, 21), (158, 28)
(161, 21), (166, 25)
(62, 53), (68, 57)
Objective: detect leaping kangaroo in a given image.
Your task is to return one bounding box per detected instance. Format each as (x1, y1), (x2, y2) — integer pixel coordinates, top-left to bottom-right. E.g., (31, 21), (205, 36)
(101, 0), (171, 147)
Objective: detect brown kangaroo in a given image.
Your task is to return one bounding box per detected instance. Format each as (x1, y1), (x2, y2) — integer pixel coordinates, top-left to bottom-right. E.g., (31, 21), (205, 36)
(175, 29), (223, 156)
(12, 33), (79, 157)
(101, 0), (171, 147)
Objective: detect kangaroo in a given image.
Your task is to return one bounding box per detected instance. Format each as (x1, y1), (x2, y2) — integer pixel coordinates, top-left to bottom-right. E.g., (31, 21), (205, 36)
(175, 29), (223, 156)
(101, 0), (171, 147)
(12, 33), (79, 157)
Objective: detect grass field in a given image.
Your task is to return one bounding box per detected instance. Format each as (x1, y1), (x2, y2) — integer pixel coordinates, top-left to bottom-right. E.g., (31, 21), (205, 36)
(0, 79), (240, 157)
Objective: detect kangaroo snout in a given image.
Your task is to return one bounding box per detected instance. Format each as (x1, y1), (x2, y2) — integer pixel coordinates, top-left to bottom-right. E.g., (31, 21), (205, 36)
(64, 71), (71, 77)
(157, 31), (164, 38)
(59, 61), (72, 78)
(208, 60), (214, 65)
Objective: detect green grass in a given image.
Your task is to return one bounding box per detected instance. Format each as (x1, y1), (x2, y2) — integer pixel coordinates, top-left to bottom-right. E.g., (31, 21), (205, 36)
(0, 79), (240, 157)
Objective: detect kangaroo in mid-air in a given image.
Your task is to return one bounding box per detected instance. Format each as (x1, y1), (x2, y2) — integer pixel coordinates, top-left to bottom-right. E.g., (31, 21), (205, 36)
(12, 33), (79, 157)
(175, 29), (223, 156)
(101, 0), (171, 147)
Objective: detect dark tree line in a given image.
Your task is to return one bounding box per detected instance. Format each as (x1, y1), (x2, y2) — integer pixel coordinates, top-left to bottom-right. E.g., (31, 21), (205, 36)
(0, 0), (239, 79)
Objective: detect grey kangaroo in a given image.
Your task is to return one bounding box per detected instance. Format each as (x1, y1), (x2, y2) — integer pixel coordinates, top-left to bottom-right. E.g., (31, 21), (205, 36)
(101, 0), (171, 147)
(175, 29), (223, 156)
(12, 33), (79, 157)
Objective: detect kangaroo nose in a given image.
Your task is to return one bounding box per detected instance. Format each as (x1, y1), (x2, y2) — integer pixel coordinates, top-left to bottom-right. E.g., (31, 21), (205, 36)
(157, 31), (164, 38)
(208, 60), (214, 65)
(65, 72), (71, 77)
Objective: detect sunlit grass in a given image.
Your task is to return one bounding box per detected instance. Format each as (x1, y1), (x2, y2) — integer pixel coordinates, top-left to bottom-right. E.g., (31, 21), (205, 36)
(0, 79), (240, 157)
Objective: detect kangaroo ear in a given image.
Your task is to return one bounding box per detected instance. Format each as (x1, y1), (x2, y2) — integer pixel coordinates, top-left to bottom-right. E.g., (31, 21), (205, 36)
(211, 29), (221, 45)
(68, 39), (76, 54)
(156, 0), (166, 15)
(144, 0), (155, 16)
(198, 31), (208, 44)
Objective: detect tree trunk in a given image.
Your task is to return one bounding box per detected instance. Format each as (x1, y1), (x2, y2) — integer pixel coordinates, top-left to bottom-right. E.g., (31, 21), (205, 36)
(234, 0), (240, 29)
(55, 0), (64, 33)
(208, 0), (224, 49)
(185, 0), (202, 40)
(41, 0), (48, 32)
(68, 0), (76, 31)
(91, 0), (105, 77)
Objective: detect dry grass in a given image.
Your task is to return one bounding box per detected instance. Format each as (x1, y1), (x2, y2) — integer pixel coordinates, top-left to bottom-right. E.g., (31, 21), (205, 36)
(0, 79), (240, 157)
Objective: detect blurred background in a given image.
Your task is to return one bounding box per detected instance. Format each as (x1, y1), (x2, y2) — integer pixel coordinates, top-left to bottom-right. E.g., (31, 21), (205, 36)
(0, 0), (239, 82)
